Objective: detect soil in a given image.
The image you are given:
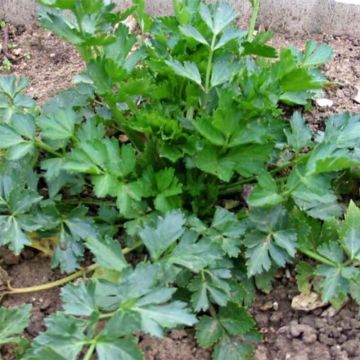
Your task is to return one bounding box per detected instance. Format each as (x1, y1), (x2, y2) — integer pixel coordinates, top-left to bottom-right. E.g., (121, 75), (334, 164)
(1, 21), (360, 360)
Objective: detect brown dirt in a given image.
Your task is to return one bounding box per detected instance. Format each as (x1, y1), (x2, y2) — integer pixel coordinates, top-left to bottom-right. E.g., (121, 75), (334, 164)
(0, 24), (83, 104)
(1, 23), (360, 360)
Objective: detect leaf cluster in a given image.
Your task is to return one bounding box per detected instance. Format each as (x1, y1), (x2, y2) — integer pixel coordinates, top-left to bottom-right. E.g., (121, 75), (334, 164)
(0, 0), (359, 359)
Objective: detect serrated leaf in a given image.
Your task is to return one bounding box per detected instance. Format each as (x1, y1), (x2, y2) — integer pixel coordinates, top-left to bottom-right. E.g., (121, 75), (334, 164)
(287, 167), (342, 220)
(0, 124), (28, 147)
(215, 28), (246, 50)
(200, 3), (237, 35)
(316, 265), (351, 302)
(139, 210), (186, 260)
(302, 41), (333, 66)
(86, 236), (127, 271)
(196, 316), (224, 348)
(96, 337), (143, 360)
(165, 60), (202, 87)
(211, 60), (238, 88)
(284, 112), (312, 152)
(192, 117), (225, 146)
(103, 311), (141, 338)
(189, 268), (231, 311)
(61, 282), (97, 317)
(245, 227), (296, 276)
(219, 303), (256, 336)
(134, 301), (197, 337)
(195, 145), (235, 182)
(37, 108), (77, 142)
(213, 336), (254, 360)
(0, 215), (32, 254)
(0, 304), (32, 345)
(209, 207), (246, 257)
(31, 314), (87, 360)
(179, 25), (209, 45)
(247, 171), (283, 207)
(167, 238), (222, 272)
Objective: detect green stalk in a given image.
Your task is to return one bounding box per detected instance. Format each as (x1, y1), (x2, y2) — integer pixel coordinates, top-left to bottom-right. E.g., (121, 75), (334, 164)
(247, 0), (261, 42)
(34, 139), (62, 157)
(299, 248), (339, 268)
(205, 34), (217, 94)
(2, 242), (143, 296)
(83, 343), (96, 360)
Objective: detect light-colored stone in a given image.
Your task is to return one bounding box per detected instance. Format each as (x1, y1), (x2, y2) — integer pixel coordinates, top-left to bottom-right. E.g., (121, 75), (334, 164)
(316, 98), (334, 107)
(1, 0), (360, 37)
(291, 292), (327, 312)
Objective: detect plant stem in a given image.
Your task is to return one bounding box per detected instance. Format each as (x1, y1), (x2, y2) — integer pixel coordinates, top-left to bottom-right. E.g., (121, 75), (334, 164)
(61, 198), (115, 206)
(29, 241), (53, 257)
(299, 248), (339, 268)
(205, 34), (217, 94)
(2, 242), (143, 296)
(34, 139), (62, 157)
(5, 264), (98, 295)
(83, 343), (96, 360)
(247, 0), (260, 42)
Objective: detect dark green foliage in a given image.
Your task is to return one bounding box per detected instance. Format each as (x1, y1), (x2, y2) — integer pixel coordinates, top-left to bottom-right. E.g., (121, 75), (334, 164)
(0, 1), (359, 359)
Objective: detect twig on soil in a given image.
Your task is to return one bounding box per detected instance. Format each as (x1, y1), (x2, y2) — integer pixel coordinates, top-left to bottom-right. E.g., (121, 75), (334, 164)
(2, 25), (16, 62)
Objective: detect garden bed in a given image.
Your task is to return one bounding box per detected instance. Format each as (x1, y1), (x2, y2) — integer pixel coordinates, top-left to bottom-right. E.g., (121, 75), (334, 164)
(1, 12), (360, 360)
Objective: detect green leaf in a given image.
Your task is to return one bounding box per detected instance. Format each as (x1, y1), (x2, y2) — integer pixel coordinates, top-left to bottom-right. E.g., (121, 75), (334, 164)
(302, 41), (333, 66)
(96, 338), (143, 360)
(86, 236), (127, 271)
(245, 227), (297, 276)
(37, 108), (77, 142)
(0, 304), (32, 345)
(229, 144), (272, 177)
(287, 167), (342, 220)
(284, 112), (312, 152)
(61, 282), (97, 317)
(195, 145), (235, 182)
(24, 347), (68, 360)
(219, 303), (256, 336)
(179, 25), (209, 46)
(196, 316), (224, 348)
(209, 207), (246, 257)
(189, 268), (231, 311)
(103, 311), (141, 338)
(211, 60), (238, 88)
(247, 171), (283, 207)
(213, 336), (254, 360)
(0, 124), (28, 147)
(316, 265), (351, 302)
(215, 28), (246, 50)
(38, 7), (83, 45)
(341, 202), (360, 259)
(242, 41), (277, 58)
(343, 229), (360, 261)
(200, 3), (237, 35)
(31, 314), (87, 360)
(166, 237), (223, 272)
(134, 301), (197, 337)
(0, 215), (32, 254)
(280, 68), (321, 92)
(165, 60), (202, 87)
(139, 210), (186, 260)
(192, 117), (225, 146)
